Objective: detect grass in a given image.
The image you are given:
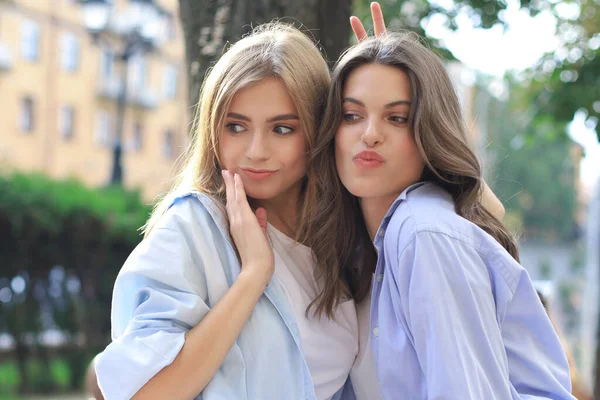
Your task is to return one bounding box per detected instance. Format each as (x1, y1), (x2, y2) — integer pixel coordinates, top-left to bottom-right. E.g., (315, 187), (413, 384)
(0, 357), (73, 396)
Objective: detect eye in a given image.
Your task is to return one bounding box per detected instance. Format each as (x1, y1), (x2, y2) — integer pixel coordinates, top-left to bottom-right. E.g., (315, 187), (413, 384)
(273, 125), (295, 135)
(226, 123), (246, 133)
(389, 115), (408, 124)
(343, 113), (361, 122)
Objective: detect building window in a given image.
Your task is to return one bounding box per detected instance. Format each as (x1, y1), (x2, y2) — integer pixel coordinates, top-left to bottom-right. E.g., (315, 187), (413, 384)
(60, 32), (79, 72)
(128, 56), (147, 92)
(95, 110), (111, 146)
(59, 105), (75, 140)
(19, 97), (34, 132)
(162, 129), (175, 158)
(21, 20), (40, 62)
(162, 65), (177, 100)
(100, 47), (114, 80)
(131, 122), (143, 152)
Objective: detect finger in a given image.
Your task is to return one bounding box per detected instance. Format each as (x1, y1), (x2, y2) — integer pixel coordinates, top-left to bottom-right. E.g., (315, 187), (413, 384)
(350, 16), (368, 42)
(255, 208), (268, 234)
(222, 170), (235, 215)
(233, 173), (249, 206)
(371, 2), (386, 36)
(222, 170), (231, 200)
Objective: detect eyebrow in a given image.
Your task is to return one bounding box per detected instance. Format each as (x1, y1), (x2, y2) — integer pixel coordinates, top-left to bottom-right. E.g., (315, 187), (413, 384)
(226, 112), (300, 122)
(343, 97), (411, 108)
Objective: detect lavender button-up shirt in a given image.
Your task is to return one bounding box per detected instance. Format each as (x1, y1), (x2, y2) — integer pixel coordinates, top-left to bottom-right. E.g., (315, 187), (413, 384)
(370, 182), (575, 399)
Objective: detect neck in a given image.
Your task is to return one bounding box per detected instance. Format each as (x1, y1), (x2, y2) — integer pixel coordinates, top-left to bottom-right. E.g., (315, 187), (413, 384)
(252, 189), (301, 238)
(360, 194), (398, 241)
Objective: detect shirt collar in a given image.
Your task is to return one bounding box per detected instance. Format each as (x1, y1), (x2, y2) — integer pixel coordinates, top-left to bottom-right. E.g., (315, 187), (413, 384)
(384, 182), (426, 220)
(373, 182), (427, 245)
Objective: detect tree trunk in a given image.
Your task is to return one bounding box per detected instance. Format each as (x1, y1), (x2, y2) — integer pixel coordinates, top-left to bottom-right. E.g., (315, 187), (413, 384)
(15, 339), (29, 395)
(178, 0), (351, 109)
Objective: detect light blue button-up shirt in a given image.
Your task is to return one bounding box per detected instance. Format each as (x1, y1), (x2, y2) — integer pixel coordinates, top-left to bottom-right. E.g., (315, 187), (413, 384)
(95, 192), (354, 400)
(370, 182), (575, 399)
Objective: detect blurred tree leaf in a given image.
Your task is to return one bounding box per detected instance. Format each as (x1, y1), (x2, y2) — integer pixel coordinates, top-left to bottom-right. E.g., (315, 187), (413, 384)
(352, 0), (599, 141)
(482, 87), (580, 241)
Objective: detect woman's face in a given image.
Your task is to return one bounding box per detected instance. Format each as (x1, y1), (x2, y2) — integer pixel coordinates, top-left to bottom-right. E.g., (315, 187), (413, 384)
(335, 63), (425, 203)
(219, 78), (307, 203)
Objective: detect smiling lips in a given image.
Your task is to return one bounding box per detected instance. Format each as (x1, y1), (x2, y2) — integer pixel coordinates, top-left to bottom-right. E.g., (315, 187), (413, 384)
(240, 167), (278, 180)
(353, 150), (385, 168)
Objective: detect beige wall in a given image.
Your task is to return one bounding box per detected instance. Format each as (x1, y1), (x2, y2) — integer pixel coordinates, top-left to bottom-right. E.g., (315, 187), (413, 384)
(0, 0), (189, 200)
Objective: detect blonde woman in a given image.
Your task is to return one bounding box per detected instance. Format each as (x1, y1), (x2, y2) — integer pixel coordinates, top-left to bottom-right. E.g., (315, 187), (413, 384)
(95, 23), (365, 400)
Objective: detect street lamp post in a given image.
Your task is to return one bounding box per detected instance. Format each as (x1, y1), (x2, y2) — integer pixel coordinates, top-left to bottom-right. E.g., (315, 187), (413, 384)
(79, 0), (166, 185)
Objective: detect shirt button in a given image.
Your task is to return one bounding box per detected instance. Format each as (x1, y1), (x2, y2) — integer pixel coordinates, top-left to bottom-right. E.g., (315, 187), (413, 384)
(376, 274), (383, 283)
(373, 327), (379, 337)
(378, 228), (385, 237)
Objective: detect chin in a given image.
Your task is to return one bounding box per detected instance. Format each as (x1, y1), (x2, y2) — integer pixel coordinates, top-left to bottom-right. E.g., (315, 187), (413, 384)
(243, 179), (291, 201)
(342, 180), (381, 199)
(244, 187), (277, 200)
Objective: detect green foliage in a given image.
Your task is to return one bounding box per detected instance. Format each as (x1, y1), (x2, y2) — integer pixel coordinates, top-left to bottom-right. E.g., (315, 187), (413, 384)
(0, 362), (19, 394)
(0, 173), (149, 241)
(0, 172), (151, 393)
(0, 357), (76, 396)
(353, 0), (600, 141)
(485, 89), (579, 241)
(539, 259), (554, 279)
(520, 1), (600, 140)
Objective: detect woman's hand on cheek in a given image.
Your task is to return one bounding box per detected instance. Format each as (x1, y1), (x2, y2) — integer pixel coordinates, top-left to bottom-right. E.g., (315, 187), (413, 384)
(222, 170), (275, 287)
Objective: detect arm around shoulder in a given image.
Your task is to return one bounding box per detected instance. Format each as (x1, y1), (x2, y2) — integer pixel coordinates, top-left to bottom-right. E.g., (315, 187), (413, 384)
(481, 180), (505, 220)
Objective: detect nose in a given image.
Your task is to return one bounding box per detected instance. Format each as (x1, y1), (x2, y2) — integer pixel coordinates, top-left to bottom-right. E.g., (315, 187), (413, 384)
(245, 130), (270, 161)
(361, 119), (383, 147)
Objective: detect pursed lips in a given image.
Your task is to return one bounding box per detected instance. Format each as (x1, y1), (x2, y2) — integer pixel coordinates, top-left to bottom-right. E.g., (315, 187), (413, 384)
(353, 150), (385, 168)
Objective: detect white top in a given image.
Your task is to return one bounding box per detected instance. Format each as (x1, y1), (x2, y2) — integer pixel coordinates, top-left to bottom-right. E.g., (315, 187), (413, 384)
(349, 277), (384, 400)
(268, 224), (358, 400)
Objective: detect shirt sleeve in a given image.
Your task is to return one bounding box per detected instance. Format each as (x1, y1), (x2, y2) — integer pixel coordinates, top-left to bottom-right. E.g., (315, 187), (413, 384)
(395, 230), (514, 399)
(95, 221), (212, 400)
(501, 268), (574, 399)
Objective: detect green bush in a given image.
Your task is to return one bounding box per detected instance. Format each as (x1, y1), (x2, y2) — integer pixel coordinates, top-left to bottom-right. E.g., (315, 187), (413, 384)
(0, 172), (152, 393)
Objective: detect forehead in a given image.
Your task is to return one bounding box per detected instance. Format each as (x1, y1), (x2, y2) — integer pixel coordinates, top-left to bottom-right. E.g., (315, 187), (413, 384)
(343, 63), (411, 103)
(228, 78), (298, 115)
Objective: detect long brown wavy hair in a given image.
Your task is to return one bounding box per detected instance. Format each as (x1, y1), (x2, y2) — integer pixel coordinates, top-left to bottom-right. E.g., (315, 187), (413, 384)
(312, 31), (520, 303)
(142, 23), (350, 318)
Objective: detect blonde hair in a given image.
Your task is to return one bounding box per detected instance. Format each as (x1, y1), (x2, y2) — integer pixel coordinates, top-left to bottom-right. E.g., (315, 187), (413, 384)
(143, 22), (329, 235)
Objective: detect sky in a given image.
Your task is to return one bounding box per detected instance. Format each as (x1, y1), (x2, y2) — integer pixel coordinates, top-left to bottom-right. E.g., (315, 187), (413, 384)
(424, 0), (600, 190)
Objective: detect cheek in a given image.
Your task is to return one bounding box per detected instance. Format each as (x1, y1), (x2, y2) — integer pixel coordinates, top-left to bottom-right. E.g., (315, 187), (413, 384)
(334, 127), (346, 153)
(281, 135), (308, 169)
(334, 129), (350, 178)
(399, 135), (424, 169)
(217, 135), (227, 166)
(334, 127), (354, 162)
(218, 133), (240, 169)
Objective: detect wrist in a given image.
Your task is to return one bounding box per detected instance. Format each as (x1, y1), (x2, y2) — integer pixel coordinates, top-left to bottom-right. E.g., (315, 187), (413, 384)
(237, 267), (271, 293)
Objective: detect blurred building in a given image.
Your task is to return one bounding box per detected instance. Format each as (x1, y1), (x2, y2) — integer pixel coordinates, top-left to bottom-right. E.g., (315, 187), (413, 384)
(581, 179), (600, 390)
(446, 62), (495, 175)
(0, 0), (189, 200)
